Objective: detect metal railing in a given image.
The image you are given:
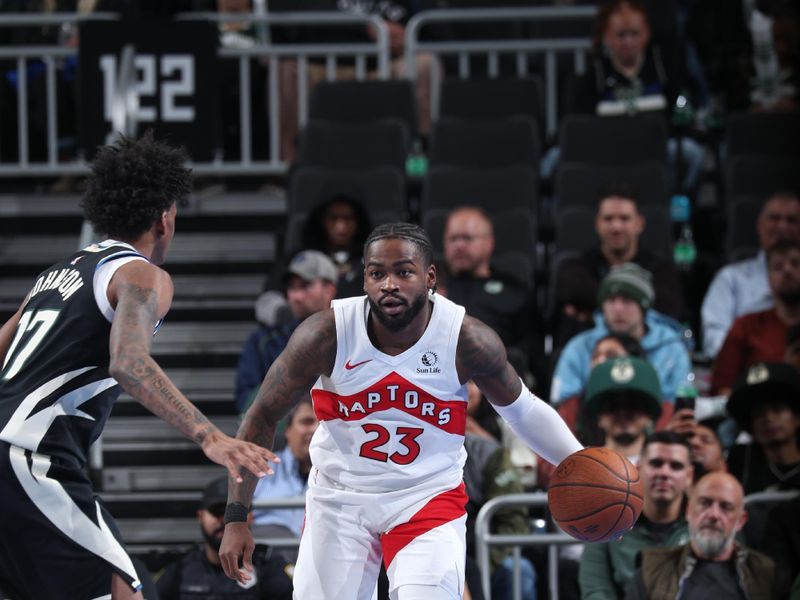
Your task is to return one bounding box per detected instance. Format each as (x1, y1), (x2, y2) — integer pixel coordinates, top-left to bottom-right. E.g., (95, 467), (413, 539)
(405, 6), (597, 137)
(0, 8), (602, 178)
(0, 11), (389, 176)
(475, 488), (800, 600)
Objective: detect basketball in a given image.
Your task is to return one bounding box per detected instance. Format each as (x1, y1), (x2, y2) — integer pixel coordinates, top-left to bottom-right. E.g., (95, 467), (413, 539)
(547, 447), (644, 543)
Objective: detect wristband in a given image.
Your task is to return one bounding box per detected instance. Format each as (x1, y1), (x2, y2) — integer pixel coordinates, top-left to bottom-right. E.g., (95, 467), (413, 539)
(224, 502), (250, 524)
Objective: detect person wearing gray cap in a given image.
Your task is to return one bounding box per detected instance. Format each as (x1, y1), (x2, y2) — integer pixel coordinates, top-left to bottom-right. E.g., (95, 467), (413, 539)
(234, 250), (337, 414)
(551, 262), (691, 414)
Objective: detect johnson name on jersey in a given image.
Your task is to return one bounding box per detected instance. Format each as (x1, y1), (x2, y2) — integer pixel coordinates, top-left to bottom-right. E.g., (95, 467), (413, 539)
(0, 240), (148, 469)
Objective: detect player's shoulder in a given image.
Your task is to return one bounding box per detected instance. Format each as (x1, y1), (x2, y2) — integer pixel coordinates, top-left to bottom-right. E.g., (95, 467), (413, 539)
(456, 315), (505, 369)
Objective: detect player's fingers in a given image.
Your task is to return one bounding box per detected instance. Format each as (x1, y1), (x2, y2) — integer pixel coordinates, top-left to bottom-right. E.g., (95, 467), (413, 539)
(220, 544), (240, 579)
(243, 537), (256, 572)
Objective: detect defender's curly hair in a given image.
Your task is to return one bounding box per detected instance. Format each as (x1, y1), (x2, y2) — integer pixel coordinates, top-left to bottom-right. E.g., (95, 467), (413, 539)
(81, 132), (192, 240)
(363, 222), (434, 267)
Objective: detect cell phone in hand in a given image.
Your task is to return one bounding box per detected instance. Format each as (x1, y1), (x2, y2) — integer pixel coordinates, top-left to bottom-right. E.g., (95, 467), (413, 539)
(674, 396), (696, 413)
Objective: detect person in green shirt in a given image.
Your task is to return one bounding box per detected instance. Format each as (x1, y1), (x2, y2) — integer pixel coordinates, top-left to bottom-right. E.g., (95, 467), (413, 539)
(579, 431), (694, 599)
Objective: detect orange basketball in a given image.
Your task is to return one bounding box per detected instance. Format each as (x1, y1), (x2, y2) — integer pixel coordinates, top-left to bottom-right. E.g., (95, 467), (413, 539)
(547, 447), (644, 543)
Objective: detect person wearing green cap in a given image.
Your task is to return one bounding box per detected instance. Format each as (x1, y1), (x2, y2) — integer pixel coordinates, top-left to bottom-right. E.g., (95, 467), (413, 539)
(551, 263), (691, 417)
(584, 356), (663, 465)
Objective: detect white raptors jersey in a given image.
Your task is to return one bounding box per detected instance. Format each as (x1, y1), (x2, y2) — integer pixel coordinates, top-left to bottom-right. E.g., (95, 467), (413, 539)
(310, 293), (468, 493)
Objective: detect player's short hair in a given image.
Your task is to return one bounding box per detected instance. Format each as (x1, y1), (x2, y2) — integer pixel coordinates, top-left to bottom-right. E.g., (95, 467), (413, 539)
(363, 222), (434, 267)
(81, 131), (192, 241)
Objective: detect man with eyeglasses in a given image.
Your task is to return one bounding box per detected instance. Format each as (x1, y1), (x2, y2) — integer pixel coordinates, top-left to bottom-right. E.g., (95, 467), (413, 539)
(579, 431), (693, 600)
(439, 206), (542, 385)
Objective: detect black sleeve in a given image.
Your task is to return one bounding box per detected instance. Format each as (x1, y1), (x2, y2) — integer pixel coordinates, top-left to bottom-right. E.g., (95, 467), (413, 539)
(154, 563), (182, 600)
(624, 568), (649, 600)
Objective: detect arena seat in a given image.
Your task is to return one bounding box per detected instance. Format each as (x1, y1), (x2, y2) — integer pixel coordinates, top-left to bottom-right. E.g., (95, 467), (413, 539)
(429, 116), (540, 168)
(559, 114), (668, 166)
(724, 111), (800, 159)
(421, 165), (538, 214)
(554, 162), (670, 213)
(296, 119), (410, 170)
(308, 80), (419, 139)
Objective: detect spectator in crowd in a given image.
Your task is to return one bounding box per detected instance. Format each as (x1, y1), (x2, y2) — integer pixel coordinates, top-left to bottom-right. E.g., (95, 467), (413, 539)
(299, 195), (372, 299)
(557, 332), (647, 442)
(438, 206), (543, 385)
(666, 386), (729, 481)
(579, 431), (692, 600)
(584, 357), (663, 465)
(626, 472), (789, 600)
(555, 184), (684, 347)
(559, 0), (704, 191)
(256, 195), (370, 326)
(251, 398), (317, 563)
(276, 0), (437, 161)
(551, 263), (691, 411)
(156, 477), (294, 600)
(763, 493), (800, 585)
(702, 192), (800, 358)
(785, 323), (800, 371)
(235, 250), (337, 414)
(711, 238), (800, 394)
(726, 362), (800, 494)
(463, 432), (536, 600)
(746, 0), (800, 112)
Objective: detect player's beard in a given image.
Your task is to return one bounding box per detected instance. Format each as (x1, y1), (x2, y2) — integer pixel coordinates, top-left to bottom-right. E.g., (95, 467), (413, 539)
(368, 291), (428, 332)
(692, 524), (735, 559)
(202, 525), (225, 553)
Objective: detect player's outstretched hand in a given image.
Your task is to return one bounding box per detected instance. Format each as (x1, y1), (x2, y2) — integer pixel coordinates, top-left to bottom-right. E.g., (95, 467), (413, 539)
(220, 523), (255, 583)
(201, 432), (280, 482)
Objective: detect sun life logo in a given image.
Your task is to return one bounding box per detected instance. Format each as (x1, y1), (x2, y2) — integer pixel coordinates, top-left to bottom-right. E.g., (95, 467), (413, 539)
(417, 350), (441, 374)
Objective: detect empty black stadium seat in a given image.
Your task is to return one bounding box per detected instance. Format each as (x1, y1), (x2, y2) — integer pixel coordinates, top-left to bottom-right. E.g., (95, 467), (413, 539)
(724, 155), (800, 199)
(308, 80), (418, 138)
(429, 117), (540, 168)
(725, 195), (762, 261)
(559, 114), (668, 166)
(555, 162), (670, 213)
(421, 165), (538, 214)
(438, 77), (544, 125)
(296, 119), (409, 170)
(725, 112), (800, 158)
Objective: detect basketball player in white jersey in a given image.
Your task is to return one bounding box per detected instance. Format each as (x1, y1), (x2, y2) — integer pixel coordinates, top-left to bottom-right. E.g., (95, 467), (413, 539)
(220, 223), (583, 599)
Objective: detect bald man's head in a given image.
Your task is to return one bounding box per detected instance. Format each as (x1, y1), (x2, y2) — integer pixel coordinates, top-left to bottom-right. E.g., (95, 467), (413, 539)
(687, 472), (747, 561)
(443, 207), (494, 278)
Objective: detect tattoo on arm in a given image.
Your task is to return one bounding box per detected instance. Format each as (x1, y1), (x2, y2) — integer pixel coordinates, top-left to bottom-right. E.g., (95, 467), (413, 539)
(457, 316), (521, 406)
(230, 310), (337, 503)
(109, 283), (218, 446)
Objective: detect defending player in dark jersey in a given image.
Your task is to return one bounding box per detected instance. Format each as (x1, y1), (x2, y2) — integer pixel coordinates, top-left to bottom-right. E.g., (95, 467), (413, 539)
(0, 133), (278, 600)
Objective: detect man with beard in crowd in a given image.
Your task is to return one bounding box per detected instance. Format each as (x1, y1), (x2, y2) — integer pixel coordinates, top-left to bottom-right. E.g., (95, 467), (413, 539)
(626, 472), (789, 599)
(156, 477), (293, 599)
(712, 239), (800, 394)
(579, 431), (692, 599)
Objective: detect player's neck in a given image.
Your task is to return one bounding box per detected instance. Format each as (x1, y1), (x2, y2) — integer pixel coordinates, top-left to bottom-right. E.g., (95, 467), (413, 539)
(369, 300), (433, 356)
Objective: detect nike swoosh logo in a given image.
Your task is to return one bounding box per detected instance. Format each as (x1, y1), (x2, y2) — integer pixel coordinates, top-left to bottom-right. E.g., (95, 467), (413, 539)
(345, 359), (372, 370)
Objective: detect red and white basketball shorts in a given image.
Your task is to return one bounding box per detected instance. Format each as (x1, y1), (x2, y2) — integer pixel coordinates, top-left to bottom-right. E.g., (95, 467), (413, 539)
(293, 468), (468, 600)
